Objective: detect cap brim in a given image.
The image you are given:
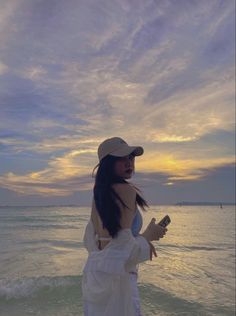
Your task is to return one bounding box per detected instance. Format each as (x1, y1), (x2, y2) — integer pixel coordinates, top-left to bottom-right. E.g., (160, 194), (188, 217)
(110, 145), (144, 157)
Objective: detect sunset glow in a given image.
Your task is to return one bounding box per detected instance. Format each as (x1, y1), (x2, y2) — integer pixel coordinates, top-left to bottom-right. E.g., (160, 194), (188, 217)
(0, 0), (235, 205)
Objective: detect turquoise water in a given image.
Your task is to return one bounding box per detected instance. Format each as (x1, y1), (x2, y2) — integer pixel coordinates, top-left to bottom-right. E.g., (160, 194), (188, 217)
(0, 205), (235, 316)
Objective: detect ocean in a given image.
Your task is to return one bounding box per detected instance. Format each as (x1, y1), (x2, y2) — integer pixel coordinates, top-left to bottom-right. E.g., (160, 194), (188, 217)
(0, 205), (235, 316)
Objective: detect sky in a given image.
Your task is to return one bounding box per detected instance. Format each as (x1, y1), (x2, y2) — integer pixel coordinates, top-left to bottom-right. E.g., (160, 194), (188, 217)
(0, 0), (235, 206)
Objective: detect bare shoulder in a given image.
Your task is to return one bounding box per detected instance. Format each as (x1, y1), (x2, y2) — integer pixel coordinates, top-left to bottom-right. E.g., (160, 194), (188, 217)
(112, 183), (136, 211)
(112, 183), (136, 196)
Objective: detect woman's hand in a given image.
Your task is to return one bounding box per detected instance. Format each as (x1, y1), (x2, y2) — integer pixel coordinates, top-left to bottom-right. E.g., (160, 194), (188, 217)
(148, 241), (157, 261)
(141, 218), (167, 242)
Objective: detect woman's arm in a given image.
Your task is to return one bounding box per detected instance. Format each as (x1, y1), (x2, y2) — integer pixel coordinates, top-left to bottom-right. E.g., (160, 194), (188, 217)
(113, 183), (163, 263)
(112, 183), (137, 228)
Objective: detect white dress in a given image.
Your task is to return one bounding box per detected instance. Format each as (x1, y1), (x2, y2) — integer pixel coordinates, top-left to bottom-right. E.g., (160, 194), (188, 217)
(82, 220), (150, 316)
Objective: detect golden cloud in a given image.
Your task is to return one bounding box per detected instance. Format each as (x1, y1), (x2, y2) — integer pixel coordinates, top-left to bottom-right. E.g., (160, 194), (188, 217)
(136, 153), (235, 182)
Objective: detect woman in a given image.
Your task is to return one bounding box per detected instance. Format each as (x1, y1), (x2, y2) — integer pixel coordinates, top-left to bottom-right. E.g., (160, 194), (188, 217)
(82, 137), (167, 316)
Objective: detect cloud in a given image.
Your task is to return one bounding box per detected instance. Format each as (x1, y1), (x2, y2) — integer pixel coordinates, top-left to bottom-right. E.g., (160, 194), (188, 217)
(21, 66), (48, 80)
(137, 152), (235, 181)
(0, 0), (234, 202)
(0, 62), (8, 75)
(0, 148), (96, 196)
(0, 144), (234, 196)
(135, 163), (235, 204)
(143, 69), (235, 143)
(0, 0), (22, 46)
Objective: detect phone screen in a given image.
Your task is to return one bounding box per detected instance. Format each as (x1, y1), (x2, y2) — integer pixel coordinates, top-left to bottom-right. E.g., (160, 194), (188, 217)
(158, 215), (171, 227)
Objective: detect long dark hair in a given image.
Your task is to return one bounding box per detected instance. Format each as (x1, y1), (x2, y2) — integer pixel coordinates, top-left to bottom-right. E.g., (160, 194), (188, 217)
(93, 155), (148, 238)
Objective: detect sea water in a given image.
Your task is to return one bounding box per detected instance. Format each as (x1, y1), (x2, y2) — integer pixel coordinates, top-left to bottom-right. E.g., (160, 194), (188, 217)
(0, 205), (235, 316)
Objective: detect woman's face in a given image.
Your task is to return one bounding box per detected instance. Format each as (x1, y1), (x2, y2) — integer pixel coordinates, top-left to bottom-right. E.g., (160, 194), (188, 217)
(114, 154), (135, 179)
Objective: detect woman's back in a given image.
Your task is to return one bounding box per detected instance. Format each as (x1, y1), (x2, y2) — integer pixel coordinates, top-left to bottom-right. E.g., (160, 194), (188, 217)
(91, 183), (137, 249)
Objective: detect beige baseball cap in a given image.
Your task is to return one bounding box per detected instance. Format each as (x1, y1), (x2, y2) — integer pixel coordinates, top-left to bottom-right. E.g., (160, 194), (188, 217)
(98, 137), (144, 162)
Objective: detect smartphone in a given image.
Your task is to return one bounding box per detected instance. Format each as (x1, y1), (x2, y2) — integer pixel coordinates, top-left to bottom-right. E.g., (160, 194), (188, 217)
(158, 215), (171, 228)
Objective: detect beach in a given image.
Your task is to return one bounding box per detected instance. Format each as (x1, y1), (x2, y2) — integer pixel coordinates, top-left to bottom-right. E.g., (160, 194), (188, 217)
(0, 205), (235, 316)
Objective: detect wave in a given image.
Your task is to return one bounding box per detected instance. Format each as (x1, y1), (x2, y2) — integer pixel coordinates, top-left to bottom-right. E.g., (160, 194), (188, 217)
(1, 277), (234, 316)
(0, 275), (82, 300)
(1, 224), (80, 229)
(184, 245), (235, 251)
(160, 243), (234, 252)
(1, 214), (89, 222)
(21, 239), (83, 247)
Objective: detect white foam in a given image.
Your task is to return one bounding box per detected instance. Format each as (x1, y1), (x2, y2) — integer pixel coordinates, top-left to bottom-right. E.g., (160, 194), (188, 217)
(0, 276), (77, 299)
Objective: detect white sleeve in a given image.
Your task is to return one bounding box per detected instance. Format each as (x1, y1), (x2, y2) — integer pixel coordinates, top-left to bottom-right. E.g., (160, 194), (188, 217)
(83, 220), (99, 252)
(135, 235), (150, 262)
(125, 235), (150, 271)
